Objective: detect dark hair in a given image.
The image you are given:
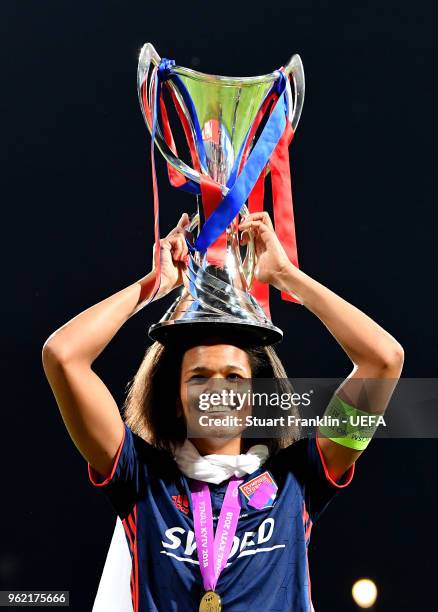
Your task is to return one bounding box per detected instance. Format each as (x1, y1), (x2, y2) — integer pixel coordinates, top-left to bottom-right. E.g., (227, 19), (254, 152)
(123, 336), (299, 456)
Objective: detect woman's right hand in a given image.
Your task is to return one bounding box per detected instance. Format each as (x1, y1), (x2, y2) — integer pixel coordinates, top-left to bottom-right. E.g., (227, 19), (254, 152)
(152, 212), (190, 299)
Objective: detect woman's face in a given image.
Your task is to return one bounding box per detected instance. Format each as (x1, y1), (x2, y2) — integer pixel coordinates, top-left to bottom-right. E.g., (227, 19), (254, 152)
(178, 342), (252, 440)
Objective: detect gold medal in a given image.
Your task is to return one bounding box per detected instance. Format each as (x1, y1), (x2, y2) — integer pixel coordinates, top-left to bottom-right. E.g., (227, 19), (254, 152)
(199, 590), (222, 612)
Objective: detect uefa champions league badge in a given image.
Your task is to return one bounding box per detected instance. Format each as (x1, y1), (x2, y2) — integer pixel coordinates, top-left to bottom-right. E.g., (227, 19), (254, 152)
(239, 472), (278, 509)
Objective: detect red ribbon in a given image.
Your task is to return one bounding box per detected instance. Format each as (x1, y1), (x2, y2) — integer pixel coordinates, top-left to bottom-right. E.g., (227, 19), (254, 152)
(200, 176), (227, 267)
(139, 75), (162, 305)
(139, 76), (202, 305)
(245, 77), (301, 316)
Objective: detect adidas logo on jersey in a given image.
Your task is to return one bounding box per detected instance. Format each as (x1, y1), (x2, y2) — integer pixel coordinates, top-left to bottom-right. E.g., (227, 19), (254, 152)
(171, 494), (190, 514)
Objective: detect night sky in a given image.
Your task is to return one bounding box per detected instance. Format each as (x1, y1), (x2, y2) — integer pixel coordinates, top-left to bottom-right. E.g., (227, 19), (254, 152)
(2, 1), (437, 610)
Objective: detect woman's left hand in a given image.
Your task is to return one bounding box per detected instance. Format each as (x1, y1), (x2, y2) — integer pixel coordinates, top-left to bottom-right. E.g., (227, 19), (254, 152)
(238, 212), (295, 288)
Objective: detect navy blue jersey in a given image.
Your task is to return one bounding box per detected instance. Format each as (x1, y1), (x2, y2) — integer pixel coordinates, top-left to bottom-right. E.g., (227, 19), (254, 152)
(88, 424), (354, 611)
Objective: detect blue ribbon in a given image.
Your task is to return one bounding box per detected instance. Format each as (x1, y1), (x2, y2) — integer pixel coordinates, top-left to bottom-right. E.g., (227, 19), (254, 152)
(224, 77), (280, 190)
(170, 74), (208, 172)
(158, 61), (208, 193)
(152, 60), (289, 255)
(193, 71), (288, 252)
(154, 58), (208, 186)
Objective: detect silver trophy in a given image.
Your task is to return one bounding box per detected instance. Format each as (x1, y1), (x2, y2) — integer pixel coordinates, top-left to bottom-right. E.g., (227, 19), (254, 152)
(137, 43), (305, 345)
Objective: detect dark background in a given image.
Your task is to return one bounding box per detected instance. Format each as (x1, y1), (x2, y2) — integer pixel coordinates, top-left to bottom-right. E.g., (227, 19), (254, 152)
(2, 0), (437, 610)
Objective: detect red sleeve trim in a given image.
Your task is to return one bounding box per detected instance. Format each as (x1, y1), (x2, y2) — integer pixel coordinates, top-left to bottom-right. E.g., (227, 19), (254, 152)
(315, 435), (355, 489)
(87, 425), (127, 487)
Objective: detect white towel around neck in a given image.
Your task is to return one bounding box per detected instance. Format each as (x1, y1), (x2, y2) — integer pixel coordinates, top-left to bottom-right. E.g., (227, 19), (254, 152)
(173, 439), (270, 484)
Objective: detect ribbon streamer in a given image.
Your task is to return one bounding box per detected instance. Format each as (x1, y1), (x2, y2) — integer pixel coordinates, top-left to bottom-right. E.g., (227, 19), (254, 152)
(139, 59), (301, 316)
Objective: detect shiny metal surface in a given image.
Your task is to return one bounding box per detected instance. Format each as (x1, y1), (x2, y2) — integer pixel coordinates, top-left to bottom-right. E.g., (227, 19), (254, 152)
(137, 42), (305, 188)
(137, 43), (304, 346)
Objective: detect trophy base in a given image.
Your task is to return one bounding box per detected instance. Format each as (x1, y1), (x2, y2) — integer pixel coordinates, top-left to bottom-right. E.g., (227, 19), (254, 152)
(148, 318), (283, 348)
(147, 262), (284, 348)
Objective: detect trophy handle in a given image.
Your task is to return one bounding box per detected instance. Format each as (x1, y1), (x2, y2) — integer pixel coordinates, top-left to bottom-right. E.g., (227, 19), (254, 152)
(283, 54), (305, 132)
(260, 54), (304, 183)
(137, 43), (204, 187)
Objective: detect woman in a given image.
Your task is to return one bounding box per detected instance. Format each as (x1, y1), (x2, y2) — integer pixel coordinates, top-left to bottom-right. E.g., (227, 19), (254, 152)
(42, 211), (404, 611)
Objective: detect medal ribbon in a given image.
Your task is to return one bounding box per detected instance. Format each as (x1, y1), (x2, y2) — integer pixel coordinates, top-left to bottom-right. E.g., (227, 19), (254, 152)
(190, 476), (243, 592)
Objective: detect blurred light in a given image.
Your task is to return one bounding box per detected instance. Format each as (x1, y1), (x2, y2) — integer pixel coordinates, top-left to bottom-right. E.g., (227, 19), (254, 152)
(352, 578), (378, 608)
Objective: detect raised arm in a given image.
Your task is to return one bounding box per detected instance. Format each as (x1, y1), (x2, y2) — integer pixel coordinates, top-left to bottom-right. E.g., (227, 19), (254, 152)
(42, 213), (189, 478)
(238, 212), (404, 479)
